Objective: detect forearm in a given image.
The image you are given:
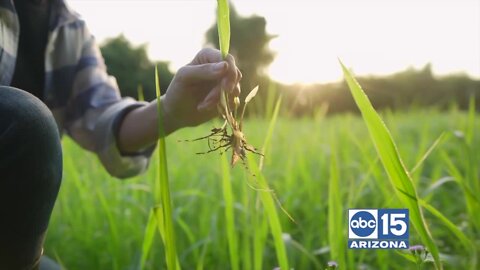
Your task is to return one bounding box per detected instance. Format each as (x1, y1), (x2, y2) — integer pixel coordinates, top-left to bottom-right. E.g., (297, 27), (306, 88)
(117, 97), (176, 153)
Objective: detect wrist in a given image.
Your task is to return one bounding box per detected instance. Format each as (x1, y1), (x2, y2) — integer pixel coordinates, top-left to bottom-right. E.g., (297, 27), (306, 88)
(157, 95), (178, 136)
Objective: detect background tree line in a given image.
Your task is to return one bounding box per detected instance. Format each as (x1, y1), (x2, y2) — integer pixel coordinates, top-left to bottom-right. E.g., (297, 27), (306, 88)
(100, 6), (479, 116)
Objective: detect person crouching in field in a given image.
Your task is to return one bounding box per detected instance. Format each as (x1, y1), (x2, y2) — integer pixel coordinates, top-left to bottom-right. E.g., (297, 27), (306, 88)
(0, 0), (242, 269)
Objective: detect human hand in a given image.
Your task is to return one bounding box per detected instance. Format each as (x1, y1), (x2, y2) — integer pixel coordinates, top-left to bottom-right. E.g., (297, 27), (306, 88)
(161, 48), (242, 132)
(117, 48), (241, 153)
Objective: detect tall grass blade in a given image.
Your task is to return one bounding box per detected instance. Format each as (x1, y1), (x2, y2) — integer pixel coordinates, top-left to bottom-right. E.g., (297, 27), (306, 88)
(252, 205), (269, 270)
(216, 0), (230, 59)
(259, 96), (282, 170)
(140, 209), (157, 270)
(465, 96), (479, 226)
(95, 188), (120, 270)
(258, 95), (294, 222)
(328, 145), (346, 267)
(265, 80), (277, 119)
(137, 84), (145, 102)
(288, 238), (322, 269)
(420, 200), (477, 269)
(411, 133), (445, 174)
(216, 0), (230, 112)
(340, 61), (442, 269)
(240, 177), (252, 270)
(442, 152), (480, 231)
(153, 206), (181, 270)
(248, 95), (289, 270)
(221, 154), (240, 270)
(196, 241), (209, 270)
(155, 66), (180, 270)
(465, 96), (475, 145)
(247, 156), (289, 270)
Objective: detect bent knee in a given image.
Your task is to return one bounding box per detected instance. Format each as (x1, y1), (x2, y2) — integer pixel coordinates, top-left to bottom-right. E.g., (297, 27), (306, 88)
(0, 86), (60, 147)
(0, 86), (62, 185)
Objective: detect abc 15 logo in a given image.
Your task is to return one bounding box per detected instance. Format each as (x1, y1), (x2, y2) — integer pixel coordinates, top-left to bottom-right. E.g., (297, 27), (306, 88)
(348, 209), (409, 239)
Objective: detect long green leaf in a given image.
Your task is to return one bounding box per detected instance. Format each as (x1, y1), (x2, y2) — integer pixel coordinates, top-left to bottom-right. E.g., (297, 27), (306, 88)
(216, 0), (230, 58)
(411, 133), (445, 174)
(95, 187), (120, 270)
(442, 151), (480, 231)
(340, 61), (442, 269)
(155, 66), (180, 270)
(328, 144), (346, 267)
(252, 197), (269, 270)
(259, 96), (282, 170)
(265, 80), (277, 120)
(247, 156), (289, 270)
(420, 200), (477, 269)
(221, 154), (240, 270)
(137, 84), (145, 102)
(240, 176), (252, 270)
(465, 95), (475, 145)
(154, 206), (181, 270)
(216, 0), (231, 114)
(140, 210), (158, 270)
(248, 95), (289, 270)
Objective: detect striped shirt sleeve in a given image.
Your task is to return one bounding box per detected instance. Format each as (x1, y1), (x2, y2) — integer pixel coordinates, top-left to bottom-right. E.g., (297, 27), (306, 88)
(63, 23), (154, 179)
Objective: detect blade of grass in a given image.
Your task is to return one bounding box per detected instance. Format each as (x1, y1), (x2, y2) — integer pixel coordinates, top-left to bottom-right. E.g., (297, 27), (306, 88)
(259, 96), (282, 170)
(288, 238), (322, 269)
(216, 0), (230, 111)
(441, 152), (480, 231)
(340, 61), (442, 269)
(95, 187), (120, 270)
(411, 133), (445, 174)
(137, 84), (145, 102)
(153, 206), (181, 270)
(265, 80), (277, 119)
(465, 95), (475, 145)
(465, 97), (479, 227)
(217, 0), (230, 59)
(328, 143), (346, 267)
(394, 250), (418, 263)
(140, 209), (158, 270)
(155, 66), (180, 270)
(240, 175), (252, 270)
(252, 197), (269, 270)
(250, 96), (289, 270)
(419, 199), (477, 269)
(221, 154), (240, 270)
(51, 250), (66, 270)
(176, 215), (199, 261)
(247, 156), (289, 270)
(196, 240), (209, 270)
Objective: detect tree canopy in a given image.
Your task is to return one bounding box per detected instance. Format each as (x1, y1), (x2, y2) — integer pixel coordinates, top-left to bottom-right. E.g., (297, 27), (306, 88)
(100, 35), (173, 100)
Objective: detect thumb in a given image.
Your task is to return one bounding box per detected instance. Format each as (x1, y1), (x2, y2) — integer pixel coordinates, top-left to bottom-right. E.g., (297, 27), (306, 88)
(177, 62), (228, 81)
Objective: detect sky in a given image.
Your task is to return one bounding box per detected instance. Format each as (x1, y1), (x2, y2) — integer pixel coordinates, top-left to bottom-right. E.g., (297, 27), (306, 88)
(69, 0), (480, 84)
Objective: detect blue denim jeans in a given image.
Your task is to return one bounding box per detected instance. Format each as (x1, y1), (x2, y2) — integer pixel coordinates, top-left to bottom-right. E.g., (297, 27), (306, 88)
(0, 86), (62, 269)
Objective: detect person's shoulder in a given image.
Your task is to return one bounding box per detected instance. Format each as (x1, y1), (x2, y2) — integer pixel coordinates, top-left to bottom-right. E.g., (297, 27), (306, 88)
(52, 0), (86, 30)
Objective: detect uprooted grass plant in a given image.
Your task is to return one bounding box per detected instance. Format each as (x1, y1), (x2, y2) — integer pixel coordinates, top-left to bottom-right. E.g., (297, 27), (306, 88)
(186, 0), (263, 169)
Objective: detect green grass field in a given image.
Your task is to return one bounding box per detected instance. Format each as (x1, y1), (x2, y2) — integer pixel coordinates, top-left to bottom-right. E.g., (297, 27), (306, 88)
(44, 107), (478, 270)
